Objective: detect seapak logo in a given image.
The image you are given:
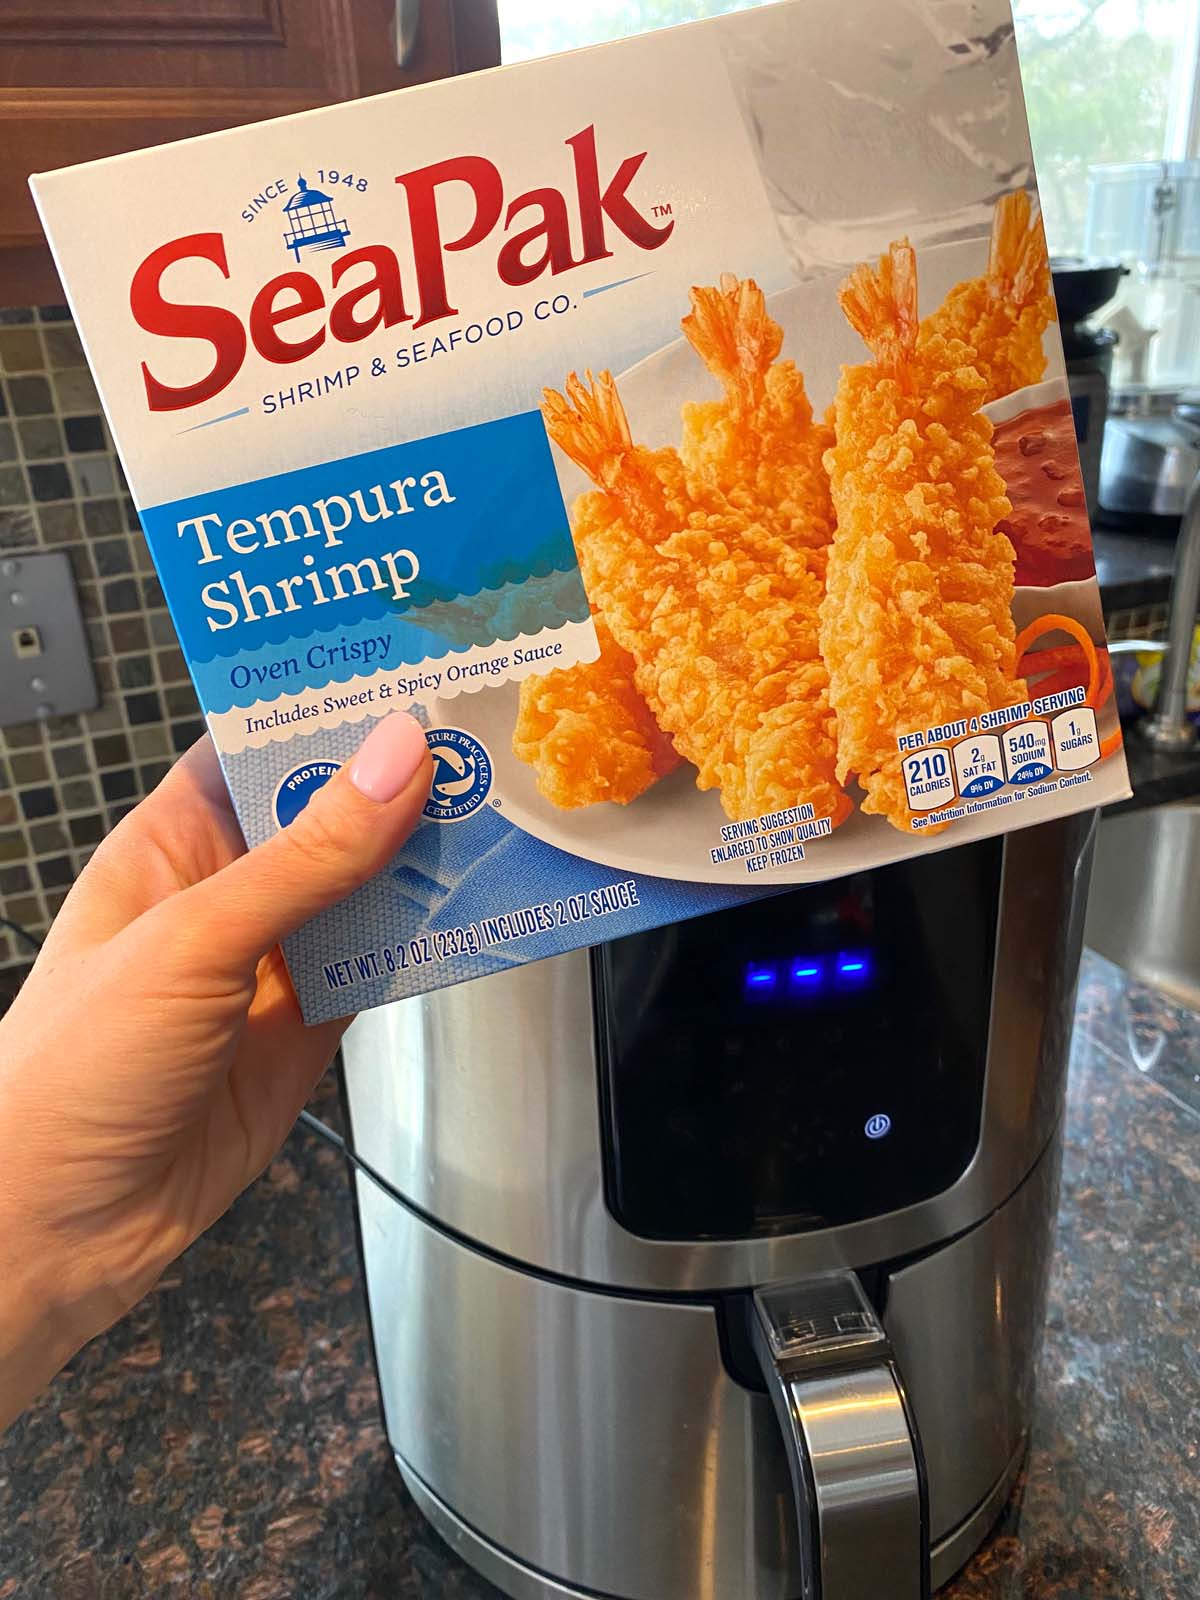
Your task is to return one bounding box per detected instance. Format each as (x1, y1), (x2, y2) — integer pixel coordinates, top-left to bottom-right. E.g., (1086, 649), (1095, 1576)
(128, 127), (675, 413)
(422, 728), (492, 824)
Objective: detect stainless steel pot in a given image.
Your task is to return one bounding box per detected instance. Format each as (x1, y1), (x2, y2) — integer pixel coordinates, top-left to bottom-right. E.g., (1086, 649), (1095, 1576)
(1099, 400), (1200, 524)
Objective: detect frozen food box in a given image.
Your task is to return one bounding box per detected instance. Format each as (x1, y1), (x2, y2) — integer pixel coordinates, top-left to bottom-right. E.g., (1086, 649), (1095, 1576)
(31, 0), (1132, 1021)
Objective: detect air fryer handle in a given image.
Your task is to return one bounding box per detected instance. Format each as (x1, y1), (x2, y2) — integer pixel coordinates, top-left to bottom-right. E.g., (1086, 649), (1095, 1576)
(752, 1273), (930, 1600)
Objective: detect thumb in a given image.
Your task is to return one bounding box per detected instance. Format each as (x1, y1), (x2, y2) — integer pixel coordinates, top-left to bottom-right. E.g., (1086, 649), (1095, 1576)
(172, 710), (432, 975)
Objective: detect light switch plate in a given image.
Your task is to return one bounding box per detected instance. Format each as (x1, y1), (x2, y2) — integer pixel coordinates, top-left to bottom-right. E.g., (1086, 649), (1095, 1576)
(1, 551), (100, 728)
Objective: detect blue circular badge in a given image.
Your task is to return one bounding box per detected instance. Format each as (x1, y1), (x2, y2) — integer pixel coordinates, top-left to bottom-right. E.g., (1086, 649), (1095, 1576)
(423, 727), (493, 823)
(273, 759), (342, 829)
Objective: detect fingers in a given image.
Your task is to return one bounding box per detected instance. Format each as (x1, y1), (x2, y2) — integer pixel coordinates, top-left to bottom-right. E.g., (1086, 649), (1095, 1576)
(165, 731), (241, 819)
(163, 711), (432, 976)
(37, 735), (248, 954)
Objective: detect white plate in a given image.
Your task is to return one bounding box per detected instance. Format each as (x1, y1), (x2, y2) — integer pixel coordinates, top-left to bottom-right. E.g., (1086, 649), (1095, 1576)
(438, 250), (1117, 887)
(985, 375), (1069, 425)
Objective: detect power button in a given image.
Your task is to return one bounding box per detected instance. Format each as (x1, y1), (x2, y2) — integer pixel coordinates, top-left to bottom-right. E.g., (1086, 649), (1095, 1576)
(864, 1112), (892, 1140)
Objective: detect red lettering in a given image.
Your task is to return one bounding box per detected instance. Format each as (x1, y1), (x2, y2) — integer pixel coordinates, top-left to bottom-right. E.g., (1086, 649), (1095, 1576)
(249, 272), (326, 363)
(129, 233), (246, 413)
(497, 188), (577, 286)
(566, 126), (673, 262)
(132, 129), (677, 412)
(395, 155), (504, 328)
(329, 245), (411, 341)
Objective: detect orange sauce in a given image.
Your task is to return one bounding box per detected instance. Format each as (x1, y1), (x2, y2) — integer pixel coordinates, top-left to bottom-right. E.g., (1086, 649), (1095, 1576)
(992, 397), (1095, 586)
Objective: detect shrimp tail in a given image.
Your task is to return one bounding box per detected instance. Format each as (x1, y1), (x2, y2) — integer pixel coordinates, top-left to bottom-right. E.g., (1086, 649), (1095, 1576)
(838, 240), (919, 375)
(681, 273), (783, 414)
(542, 370), (634, 489)
(542, 368), (677, 532)
(987, 190), (1054, 315)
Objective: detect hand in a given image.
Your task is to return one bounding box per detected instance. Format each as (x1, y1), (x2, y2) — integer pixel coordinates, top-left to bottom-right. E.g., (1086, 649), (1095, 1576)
(0, 711), (431, 1429)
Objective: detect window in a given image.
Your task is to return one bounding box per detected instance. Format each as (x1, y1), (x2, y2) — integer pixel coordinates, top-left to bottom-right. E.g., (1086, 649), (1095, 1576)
(498, 0), (1200, 263)
(1013, 0), (1200, 256)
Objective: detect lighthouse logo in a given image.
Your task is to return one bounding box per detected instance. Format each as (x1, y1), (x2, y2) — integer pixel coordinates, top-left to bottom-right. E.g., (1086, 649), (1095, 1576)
(282, 175), (351, 261)
(422, 728), (493, 823)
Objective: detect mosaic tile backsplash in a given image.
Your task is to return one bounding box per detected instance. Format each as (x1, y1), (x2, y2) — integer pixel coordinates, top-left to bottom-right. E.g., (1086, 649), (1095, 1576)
(0, 306), (204, 980)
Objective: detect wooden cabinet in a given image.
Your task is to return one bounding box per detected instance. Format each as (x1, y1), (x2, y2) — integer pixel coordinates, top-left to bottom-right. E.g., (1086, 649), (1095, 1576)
(0, 0), (500, 303)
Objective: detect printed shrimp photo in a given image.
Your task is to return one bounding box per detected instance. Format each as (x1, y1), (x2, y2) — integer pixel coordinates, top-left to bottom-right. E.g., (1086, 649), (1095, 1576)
(515, 193), (1120, 858)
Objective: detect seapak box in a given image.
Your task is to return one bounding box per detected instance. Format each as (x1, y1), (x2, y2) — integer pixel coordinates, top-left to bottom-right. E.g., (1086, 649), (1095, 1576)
(32, 0), (1131, 1022)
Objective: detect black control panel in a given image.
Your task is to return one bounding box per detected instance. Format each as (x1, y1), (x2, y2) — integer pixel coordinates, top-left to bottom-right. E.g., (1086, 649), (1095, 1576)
(593, 839), (1003, 1241)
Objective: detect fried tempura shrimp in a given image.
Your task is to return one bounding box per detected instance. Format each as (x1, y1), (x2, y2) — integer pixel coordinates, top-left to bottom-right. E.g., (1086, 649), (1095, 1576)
(512, 611), (681, 808)
(513, 279), (845, 818)
(511, 378), (695, 809)
(680, 274), (836, 562)
(546, 371), (850, 826)
(822, 241), (1028, 833)
(921, 189), (1056, 404)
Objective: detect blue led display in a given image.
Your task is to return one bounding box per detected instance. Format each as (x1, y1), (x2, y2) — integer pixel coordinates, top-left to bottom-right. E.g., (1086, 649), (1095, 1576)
(837, 952), (872, 984)
(744, 951), (874, 1001)
(744, 964), (778, 999)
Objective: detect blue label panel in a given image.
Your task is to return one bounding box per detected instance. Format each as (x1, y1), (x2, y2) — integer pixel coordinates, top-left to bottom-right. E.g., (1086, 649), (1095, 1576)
(140, 410), (576, 669)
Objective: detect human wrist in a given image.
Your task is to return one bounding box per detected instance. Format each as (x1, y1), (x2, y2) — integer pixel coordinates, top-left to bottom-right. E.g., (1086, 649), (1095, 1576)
(0, 1240), (85, 1430)
(0, 1117), (124, 1430)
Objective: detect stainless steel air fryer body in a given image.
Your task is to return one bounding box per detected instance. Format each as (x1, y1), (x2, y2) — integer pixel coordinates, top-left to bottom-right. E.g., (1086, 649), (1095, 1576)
(341, 814), (1096, 1600)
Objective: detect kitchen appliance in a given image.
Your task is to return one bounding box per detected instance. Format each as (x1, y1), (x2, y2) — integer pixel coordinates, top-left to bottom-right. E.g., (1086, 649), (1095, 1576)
(342, 814), (1095, 1599)
(1050, 258), (1124, 517)
(1099, 401), (1200, 527)
(1085, 161), (1200, 397)
(1086, 162), (1200, 527)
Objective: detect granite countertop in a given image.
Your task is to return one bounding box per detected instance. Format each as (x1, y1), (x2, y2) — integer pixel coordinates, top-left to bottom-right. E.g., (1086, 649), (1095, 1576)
(1, 948), (1196, 1600)
(1093, 526), (1178, 613)
(1109, 734), (1200, 816)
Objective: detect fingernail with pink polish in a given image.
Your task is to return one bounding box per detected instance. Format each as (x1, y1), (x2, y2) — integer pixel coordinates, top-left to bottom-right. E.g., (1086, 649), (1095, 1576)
(349, 712), (429, 803)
